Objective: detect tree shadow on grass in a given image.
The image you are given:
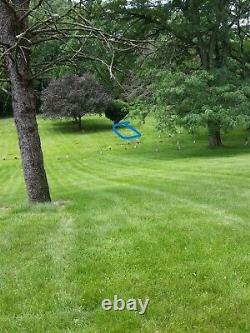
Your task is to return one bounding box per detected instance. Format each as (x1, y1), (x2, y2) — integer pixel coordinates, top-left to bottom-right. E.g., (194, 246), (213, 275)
(122, 134), (250, 162)
(160, 145), (250, 161)
(51, 118), (112, 134)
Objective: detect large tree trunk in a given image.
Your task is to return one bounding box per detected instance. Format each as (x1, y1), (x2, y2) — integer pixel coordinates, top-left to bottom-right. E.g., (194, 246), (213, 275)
(73, 116), (82, 130)
(208, 123), (223, 147)
(7, 59), (51, 203)
(78, 116), (82, 130)
(0, 2), (51, 203)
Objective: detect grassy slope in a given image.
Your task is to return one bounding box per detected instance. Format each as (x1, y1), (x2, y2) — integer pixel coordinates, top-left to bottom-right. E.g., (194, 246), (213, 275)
(0, 116), (249, 333)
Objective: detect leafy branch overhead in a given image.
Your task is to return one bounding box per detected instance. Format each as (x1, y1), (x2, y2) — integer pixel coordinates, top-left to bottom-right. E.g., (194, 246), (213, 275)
(0, 0), (143, 81)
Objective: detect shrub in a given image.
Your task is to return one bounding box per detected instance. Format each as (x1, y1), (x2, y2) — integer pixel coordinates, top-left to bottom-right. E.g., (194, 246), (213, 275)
(105, 99), (129, 123)
(41, 74), (111, 130)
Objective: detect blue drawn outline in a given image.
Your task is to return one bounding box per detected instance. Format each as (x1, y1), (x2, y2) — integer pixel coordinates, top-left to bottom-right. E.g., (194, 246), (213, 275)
(112, 121), (142, 141)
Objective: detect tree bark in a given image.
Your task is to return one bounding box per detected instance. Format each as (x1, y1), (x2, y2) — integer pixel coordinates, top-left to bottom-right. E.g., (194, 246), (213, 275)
(7, 58), (51, 203)
(0, 2), (51, 203)
(73, 116), (82, 130)
(78, 116), (82, 130)
(208, 123), (223, 147)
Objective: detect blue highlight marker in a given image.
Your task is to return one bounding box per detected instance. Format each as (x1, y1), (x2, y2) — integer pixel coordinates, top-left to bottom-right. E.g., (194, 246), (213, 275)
(112, 121), (142, 141)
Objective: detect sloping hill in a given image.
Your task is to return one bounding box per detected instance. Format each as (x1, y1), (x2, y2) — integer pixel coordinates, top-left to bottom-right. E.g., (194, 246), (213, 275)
(0, 116), (249, 332)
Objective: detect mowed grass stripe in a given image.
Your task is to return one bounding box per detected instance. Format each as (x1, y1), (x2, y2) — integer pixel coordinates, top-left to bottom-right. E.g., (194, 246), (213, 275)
(0, 166), (24, 204)
(0, 116), (249, 332)
(41, 127), (250, 226)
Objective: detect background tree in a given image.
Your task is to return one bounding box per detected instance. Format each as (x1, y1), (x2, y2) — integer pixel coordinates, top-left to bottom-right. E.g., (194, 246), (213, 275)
(41, 74), (111, 130)
(105, 0), (250, 146)
(0, 76), (12, 118)
(142, 68), (250, 146)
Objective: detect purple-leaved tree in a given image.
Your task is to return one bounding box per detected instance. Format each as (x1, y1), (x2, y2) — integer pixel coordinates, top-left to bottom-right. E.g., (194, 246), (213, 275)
(41, 74), (111, 130)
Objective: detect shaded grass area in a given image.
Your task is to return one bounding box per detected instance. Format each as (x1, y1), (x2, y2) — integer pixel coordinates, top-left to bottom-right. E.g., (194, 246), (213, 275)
(51, 117), (112, 134)
(0, 116), (249, 332)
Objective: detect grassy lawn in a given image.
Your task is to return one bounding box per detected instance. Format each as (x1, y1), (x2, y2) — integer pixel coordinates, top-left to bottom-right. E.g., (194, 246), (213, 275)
(0, 116), (249, 332)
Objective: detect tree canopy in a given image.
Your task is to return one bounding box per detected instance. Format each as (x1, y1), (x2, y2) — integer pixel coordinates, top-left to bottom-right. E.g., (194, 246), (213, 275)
(41, 74), (111, 130)
(107, 0), (250, 145)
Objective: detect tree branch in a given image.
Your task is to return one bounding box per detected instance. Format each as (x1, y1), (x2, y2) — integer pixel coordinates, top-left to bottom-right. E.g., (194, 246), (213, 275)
(19, 0), (44, 22)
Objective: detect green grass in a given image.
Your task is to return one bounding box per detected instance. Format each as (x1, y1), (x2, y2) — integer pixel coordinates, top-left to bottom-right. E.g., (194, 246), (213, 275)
(0, 116), (249, 332)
